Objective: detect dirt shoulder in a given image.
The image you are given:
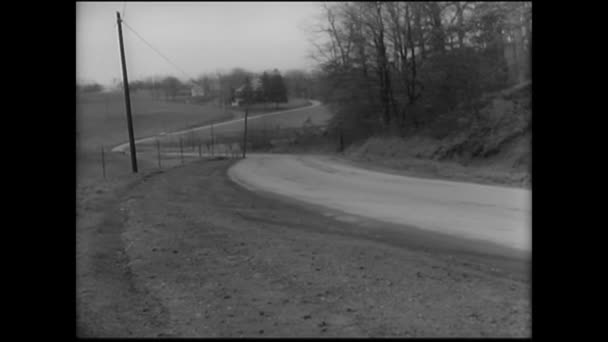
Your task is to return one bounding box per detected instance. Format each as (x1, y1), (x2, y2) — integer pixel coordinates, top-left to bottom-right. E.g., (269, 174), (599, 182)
(76, 161), (168, 336)
(77, 158), (530, 337)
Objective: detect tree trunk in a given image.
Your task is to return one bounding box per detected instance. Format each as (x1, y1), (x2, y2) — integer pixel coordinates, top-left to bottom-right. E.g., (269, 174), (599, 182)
(372, 2), (396, 128)
(406, 3), (420, 106)
(426, 2), (445, 54)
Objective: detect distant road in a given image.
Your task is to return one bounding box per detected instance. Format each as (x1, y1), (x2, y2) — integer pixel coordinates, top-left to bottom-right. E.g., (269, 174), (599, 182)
(228, 154), (531, 254)
(112, 100), (322, 153)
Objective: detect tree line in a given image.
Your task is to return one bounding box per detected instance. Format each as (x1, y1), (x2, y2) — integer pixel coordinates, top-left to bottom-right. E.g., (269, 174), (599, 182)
(76, 82), (104, 93)
(78, 69), (324, 107)
(309, 1), (531, 138)
(235, 69), (288, 108)
(119, 68), (317, 107)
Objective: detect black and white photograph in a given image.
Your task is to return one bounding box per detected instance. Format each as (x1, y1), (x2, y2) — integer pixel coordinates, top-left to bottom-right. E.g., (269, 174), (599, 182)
(76, 1), (532, 337)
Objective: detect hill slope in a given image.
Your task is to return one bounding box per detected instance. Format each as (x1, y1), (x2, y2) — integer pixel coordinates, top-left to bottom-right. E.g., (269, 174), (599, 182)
(346, 82), (531, 188)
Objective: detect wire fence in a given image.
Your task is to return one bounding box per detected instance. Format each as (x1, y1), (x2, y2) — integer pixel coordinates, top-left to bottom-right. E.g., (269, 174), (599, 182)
(98, 123), (359, 179)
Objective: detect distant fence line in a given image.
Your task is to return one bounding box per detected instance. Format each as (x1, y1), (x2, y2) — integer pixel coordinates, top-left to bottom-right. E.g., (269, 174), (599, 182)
(99, 123), (366, 179)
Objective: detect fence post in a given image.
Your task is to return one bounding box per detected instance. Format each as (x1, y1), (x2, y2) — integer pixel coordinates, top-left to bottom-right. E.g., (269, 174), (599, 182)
(211, 124), (215, 156)
(242, 107), (249, 158)
(179, 137), (184, 164)
(156, 139), (161, 169)
(101, 145), (106, 179)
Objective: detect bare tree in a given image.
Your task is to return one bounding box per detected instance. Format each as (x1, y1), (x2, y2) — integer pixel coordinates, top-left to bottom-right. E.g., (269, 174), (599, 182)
(307, 1), (530, 139)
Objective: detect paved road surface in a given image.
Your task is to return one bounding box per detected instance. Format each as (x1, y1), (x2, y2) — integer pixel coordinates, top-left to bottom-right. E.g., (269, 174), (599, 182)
(228, 154), (531, 254)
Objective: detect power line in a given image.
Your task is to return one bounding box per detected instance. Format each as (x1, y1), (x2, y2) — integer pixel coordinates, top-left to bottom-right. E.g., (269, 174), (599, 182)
(121, 19), (200, 86)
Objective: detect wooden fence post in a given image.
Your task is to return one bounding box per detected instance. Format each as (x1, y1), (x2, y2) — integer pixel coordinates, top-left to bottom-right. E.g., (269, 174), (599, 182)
(179, 137), (184, 164)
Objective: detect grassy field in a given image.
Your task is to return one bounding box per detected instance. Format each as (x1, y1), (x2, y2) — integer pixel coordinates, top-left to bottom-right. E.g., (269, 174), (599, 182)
(245, 98), (311, 114)
(76, 91), (325, 183)
(77, 92), (315, 151)
(132, 100), (333, 151)
(76, 91), (235, 152)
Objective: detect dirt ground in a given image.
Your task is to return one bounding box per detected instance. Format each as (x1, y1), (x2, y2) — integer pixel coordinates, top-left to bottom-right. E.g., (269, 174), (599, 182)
(76, 158), (530, 337)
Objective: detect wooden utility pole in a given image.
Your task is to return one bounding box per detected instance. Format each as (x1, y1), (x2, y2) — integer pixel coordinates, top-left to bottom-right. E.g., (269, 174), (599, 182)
(116, 11), (138, 173)
(242, 106), (249, 158)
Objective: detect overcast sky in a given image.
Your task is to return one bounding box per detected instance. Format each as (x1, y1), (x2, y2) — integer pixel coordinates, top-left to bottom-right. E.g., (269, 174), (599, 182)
(76, 2), (322, 86)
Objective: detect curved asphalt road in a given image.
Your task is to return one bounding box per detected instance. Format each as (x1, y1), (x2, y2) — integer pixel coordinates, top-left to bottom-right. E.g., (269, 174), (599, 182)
(228, 154), (531, 254)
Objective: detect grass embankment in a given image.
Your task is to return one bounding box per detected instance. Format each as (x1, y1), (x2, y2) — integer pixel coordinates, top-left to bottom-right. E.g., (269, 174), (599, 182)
(234, 83), (532, 188)
(343, 83), (532, 188)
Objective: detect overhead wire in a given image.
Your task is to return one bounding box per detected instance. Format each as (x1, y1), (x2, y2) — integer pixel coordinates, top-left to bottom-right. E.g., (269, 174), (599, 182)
(120, 19), (201, 87)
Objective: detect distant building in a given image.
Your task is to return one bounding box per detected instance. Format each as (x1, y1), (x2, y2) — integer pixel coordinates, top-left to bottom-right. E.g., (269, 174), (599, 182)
(191, 84), (205, 97)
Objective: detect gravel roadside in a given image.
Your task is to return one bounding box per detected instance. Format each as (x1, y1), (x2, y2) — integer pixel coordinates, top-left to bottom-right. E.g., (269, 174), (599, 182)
(76, 159), (531, 337)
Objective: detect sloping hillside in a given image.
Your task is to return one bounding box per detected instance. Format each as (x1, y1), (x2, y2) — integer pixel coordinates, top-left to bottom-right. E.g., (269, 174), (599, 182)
(346, 82), (531, 188)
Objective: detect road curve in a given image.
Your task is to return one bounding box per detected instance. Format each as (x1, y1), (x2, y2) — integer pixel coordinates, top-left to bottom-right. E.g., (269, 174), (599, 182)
(228, 154), (531, 253)
(112, 100), (322, 153)
(110, 98), (531, 255)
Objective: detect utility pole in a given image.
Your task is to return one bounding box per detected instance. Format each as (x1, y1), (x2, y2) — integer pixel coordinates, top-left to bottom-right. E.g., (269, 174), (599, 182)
(217, 72), (224, 114)
(116, 11), (138, 173)
(241, 77), (252, 159)
(242, 105), (249, 158)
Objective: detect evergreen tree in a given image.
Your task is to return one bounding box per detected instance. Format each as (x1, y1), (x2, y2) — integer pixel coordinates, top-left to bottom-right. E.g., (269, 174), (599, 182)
(268, 69), (288, 109)
(260, 72), (271, 103)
